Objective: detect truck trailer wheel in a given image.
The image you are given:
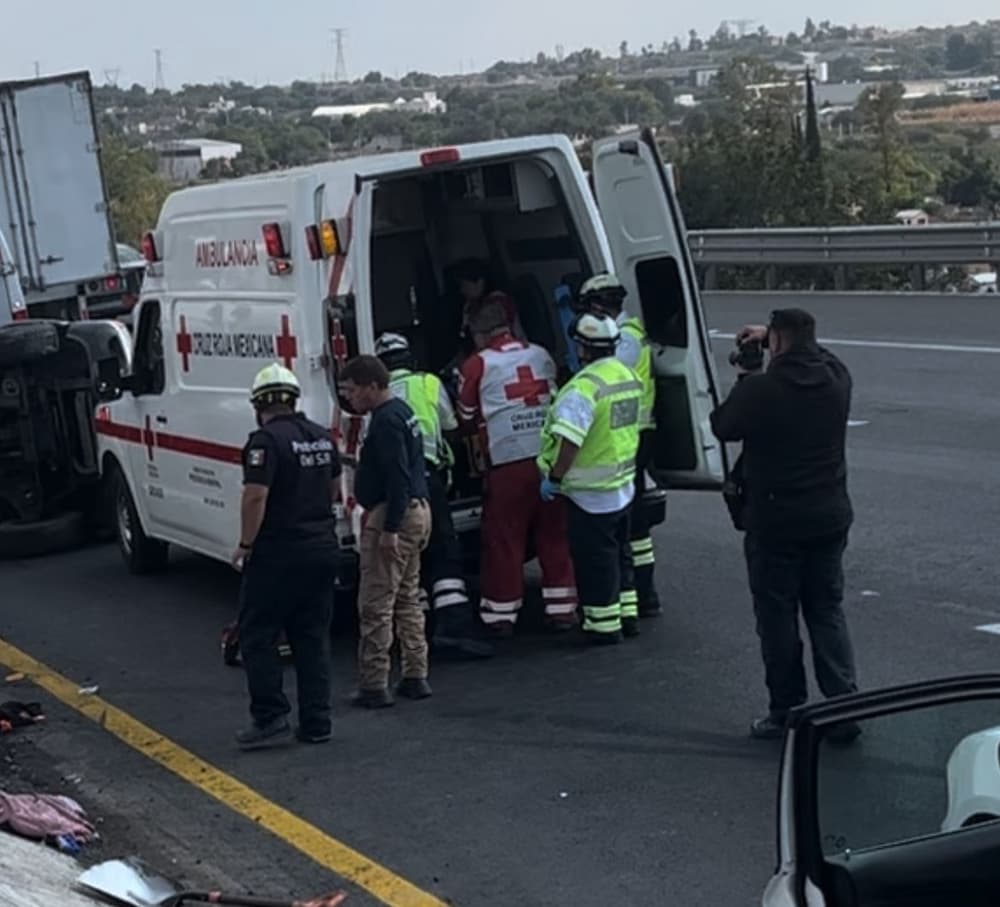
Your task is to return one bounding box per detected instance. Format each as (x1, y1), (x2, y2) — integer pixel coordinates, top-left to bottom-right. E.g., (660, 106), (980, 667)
(0, 322), (60, 368)
(0, 511), (85, 559)
(112, 469), (169, 574)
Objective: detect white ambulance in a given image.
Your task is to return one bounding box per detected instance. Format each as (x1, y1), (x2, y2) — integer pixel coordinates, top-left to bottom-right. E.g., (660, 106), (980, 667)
(96, 129), (729, 584)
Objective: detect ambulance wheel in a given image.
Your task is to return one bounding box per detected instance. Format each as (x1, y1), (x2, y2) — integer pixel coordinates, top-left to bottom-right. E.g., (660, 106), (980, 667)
(113, 469), (168, 574)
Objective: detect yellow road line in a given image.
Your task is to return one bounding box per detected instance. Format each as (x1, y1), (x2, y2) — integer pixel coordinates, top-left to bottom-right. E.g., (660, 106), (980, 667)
(0, 637), (448, 907)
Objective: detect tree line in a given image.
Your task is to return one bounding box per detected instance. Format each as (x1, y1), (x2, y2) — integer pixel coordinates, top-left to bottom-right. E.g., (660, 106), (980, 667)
(100, 57), (1000, 251)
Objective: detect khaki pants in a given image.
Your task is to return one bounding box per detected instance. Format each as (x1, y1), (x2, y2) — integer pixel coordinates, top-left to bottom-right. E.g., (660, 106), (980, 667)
(357, 500), (432, 690)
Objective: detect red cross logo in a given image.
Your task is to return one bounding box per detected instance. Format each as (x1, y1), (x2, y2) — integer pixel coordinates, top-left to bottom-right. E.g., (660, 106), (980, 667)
(276, 315), (298, 369)
(504, 365), (550, 407)
(143, 415), (155, 462)
(176, 316), (193, 373)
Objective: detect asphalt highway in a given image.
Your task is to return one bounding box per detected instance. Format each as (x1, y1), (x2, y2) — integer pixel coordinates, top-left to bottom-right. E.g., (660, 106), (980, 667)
(3, 290), (1000, 907)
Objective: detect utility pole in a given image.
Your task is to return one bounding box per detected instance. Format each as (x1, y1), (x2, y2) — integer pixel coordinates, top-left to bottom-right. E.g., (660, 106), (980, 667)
(331, 28), (349, 83)
(33, 61), (40, 78)
(104, 68), (121, 88)
(154, 49), (166, 92)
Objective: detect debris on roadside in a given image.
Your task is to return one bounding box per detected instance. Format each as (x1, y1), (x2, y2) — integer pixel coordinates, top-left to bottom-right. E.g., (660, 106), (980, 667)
(78, 857), (349, 907)
(78, 685), (100, 696)
(0, 790), (97, 855)
(0, 832), (105, 907)
(5, 672), (26, 683)
(0, 701), (45, 734)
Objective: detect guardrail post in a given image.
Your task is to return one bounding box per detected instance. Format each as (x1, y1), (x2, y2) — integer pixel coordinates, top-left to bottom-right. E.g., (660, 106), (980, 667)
(704, 265), (719, 291)
(834, 265), (848, 291)
(909, 264), (925, 291)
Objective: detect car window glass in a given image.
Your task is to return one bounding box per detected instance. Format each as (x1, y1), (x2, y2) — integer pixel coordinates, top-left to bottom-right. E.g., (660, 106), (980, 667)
(816, 698), (1000, 857)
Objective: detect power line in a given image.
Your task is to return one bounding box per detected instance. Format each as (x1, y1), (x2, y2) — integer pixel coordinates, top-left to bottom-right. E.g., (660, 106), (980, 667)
(154, 49), (166, 92)
(331, 28), (349, 83)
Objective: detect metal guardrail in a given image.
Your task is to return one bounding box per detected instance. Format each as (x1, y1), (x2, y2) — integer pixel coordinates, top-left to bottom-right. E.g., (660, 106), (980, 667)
(687, 223), (1000, 266)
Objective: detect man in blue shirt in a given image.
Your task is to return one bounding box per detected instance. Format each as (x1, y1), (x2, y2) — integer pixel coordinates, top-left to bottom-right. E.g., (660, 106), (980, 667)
(339, 355), (433, 709)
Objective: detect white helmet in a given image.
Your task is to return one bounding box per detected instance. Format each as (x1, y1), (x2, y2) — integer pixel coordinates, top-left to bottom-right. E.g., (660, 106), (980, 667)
(579, 272), (627, 312)
(250, 363), (300, 408)
(569, 312), (620, 351)
(374, 332), (412, 368)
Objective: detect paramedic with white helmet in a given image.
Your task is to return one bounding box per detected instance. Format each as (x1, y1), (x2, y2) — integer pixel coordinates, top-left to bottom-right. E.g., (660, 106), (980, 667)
(578, 273), (663, 622)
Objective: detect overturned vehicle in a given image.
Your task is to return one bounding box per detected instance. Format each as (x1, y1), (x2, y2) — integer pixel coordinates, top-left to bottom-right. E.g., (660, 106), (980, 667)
(0, 318), (131, 558)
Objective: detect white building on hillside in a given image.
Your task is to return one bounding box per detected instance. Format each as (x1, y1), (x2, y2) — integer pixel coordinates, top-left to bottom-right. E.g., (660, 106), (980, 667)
(312, 91), (447, 121)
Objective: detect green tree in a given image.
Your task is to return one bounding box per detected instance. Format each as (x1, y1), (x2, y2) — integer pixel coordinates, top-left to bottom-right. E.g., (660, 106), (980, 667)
(804, 67), (822, 165)
(939, 148), (1000, 213)
(676, 58), (816, 227)
(857, 82), (905, 196)
(100, 134), (171, 245)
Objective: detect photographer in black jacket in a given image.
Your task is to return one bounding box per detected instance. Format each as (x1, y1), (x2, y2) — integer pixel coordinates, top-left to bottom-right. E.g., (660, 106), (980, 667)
(711, 309), (859, 741)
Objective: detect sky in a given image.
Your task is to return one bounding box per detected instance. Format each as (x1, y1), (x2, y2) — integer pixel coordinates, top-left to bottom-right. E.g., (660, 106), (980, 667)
(3, 0), (998, 89)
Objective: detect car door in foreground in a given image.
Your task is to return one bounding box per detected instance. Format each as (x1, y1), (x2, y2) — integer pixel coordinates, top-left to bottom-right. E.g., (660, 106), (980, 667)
(765, 674), (1000, 907)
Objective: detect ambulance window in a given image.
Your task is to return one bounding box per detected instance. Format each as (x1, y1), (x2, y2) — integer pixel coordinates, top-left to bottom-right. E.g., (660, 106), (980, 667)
(635, 257), (688, 349)
(133, 300), (165, 396)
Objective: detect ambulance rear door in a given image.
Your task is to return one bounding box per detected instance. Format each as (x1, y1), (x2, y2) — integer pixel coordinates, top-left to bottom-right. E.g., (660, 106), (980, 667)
(591, 127), (727, 491)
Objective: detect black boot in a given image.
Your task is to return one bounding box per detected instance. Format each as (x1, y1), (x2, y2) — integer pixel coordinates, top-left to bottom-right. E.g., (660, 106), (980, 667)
(635, 563), (663, 618)
(396, 677), (433, 700)
(431, 605), (495, 659)
(352, 688), (395, 709)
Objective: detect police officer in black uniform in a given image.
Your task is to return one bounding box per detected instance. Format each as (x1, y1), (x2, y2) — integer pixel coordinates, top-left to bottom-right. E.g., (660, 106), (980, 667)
(233, 363), (341, 750)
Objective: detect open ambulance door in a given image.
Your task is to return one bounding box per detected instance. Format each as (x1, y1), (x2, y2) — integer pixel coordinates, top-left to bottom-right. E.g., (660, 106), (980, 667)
(591, 128), (727, 491)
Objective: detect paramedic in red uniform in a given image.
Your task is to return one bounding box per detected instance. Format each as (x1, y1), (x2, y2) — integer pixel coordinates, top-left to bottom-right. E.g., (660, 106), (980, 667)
(457, 299), (577, 634)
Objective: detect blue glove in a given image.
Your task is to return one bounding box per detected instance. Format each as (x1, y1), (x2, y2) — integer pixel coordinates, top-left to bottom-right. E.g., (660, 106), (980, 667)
(540, 477), (561, 502)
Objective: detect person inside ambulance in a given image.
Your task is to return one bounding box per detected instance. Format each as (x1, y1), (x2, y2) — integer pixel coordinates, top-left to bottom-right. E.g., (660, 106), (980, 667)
(452, 258), (524, 355)
(374, 332), (494, 661)
(537, 314), (643, 645)
(232, 364), (341, 750)
(578, 273), (663, 621)
(457, 300), (578, 636)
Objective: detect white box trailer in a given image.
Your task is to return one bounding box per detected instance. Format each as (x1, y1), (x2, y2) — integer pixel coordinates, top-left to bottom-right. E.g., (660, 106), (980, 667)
(96, 129), (729, 584)
(0, 71), (119, 318)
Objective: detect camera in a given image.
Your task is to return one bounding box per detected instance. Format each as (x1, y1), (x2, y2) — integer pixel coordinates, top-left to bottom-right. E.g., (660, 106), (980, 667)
(728, 336), (767, 372)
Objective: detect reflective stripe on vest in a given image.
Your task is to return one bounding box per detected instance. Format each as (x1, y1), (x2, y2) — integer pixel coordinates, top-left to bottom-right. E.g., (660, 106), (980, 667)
(620, 317), (655, 430)
(389, 369), (450, 467)
(538, 357), (641, 494)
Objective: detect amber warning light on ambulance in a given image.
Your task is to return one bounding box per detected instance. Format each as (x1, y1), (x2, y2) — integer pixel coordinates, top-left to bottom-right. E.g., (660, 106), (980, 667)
(305, 220), (342, 261)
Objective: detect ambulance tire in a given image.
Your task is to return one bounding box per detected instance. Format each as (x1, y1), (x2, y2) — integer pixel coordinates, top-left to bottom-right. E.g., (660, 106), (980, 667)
(0, 511), (85, 560)
(0, 322), (61, 368)
(112, 468), (169, 574)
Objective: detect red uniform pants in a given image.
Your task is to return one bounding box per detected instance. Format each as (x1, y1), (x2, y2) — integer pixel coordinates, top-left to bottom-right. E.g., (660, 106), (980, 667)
(479, 458), (577, 628)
